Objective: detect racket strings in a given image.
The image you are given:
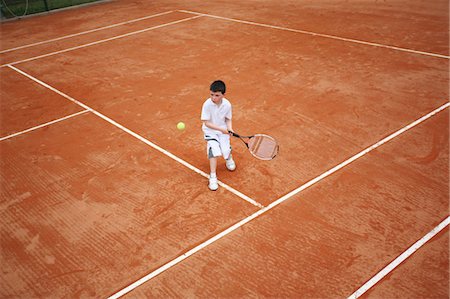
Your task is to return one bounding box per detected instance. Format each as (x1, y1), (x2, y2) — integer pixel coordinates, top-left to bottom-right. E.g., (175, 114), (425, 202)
(248, 135), (278, 159)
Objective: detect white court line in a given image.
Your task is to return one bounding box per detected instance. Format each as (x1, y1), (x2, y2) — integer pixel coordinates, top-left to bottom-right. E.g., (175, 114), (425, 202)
(108, 102), (450, 298)
(348, 216), (450, 298)
(0, 15), (202, 68)
(7, 64), (263, 209)
(0, 110), (89, 141)
(179, 9), (450, 60)
(0, 11), (174, 54)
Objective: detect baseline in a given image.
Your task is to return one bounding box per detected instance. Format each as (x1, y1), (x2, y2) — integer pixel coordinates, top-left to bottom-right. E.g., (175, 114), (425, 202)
(7, 64), (263, 209)
(108, 102), (449, 298)
(178, 10), (450, 60)
(0, 11), (174, 54)
(0, 110), (89, 141)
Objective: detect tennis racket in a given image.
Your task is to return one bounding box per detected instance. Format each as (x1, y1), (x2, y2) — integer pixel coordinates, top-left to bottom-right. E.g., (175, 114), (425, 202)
(229, 131), (279, 160)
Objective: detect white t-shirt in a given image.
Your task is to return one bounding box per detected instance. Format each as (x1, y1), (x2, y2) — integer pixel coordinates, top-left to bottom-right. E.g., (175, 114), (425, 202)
(201, 97), (232, 135)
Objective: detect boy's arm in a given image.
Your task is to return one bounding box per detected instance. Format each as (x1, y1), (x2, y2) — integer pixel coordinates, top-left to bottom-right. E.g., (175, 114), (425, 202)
(225, 118), (233, 133)
(203, 121), (229, 134)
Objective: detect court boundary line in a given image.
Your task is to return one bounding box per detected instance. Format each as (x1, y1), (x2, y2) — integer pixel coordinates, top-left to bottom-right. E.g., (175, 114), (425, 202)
(348, 216), (450, 298)
(0, 14), (203, 68)
(178, 9), (450, 60)
(0, 10), (174, 54)
(0, 109), (89, 141)
(108, 102), (450, 298)
(7, 64), (263, 209)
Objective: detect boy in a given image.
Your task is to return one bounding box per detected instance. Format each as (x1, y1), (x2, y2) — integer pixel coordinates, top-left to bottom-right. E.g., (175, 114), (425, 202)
(201, 80), (236, 191)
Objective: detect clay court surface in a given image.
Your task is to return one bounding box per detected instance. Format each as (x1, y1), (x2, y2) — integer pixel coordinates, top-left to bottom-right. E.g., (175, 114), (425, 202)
(1, 0), (449, 298)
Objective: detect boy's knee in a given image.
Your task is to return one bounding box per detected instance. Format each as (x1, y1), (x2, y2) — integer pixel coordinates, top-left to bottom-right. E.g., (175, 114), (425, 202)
(222, 147), (231, 160)
(208, 147), (215, 159)
(207, 139), (221, 158)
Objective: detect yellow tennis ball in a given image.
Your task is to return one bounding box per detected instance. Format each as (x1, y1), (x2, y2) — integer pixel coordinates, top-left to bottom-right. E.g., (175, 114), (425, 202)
(177, 122), (185, 130)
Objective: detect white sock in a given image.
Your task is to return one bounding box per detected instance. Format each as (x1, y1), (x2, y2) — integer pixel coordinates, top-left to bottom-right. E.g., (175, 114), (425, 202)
(210, 172), (216, 178)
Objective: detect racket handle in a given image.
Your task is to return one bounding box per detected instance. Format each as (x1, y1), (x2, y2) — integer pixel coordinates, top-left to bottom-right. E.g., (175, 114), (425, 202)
(228, 130), (240, 137)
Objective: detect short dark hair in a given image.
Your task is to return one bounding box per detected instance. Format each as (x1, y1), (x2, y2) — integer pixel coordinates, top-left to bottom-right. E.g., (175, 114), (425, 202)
(210, 80), (226, 94)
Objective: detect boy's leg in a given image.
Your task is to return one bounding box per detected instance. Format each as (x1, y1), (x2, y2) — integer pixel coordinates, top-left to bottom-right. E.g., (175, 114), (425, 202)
(209, 156), (217, 175)
(206, 141), (220, 191)
(219, 134), (236, 171)
(208, 157), (219, 191)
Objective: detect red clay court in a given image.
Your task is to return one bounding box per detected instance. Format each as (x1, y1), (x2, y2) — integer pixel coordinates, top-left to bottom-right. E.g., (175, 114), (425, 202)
(1, 0), (449, 298)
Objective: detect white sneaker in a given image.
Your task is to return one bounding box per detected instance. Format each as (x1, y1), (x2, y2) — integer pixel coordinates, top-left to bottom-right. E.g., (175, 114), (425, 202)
(226, 156), (236, 171)
(208, 176), (218, 191)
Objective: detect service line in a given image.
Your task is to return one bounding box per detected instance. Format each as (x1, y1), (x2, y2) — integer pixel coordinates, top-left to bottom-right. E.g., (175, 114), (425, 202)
(0, 10), (174, 54)
(0, 110), (89, 141)
(1, 15), (202, 68)
(108, 100), (449, 298)
(348, 216), (449, 298)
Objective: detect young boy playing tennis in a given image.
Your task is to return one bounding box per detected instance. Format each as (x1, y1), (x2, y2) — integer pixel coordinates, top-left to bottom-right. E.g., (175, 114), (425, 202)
(201, 80), (236, 191)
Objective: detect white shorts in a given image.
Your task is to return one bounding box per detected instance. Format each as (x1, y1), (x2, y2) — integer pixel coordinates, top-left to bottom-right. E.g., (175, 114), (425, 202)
(205, 133), (231, 159)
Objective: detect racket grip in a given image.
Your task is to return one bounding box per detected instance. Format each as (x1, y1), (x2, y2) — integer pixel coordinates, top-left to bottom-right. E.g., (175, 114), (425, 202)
(228, 130), (240, 137)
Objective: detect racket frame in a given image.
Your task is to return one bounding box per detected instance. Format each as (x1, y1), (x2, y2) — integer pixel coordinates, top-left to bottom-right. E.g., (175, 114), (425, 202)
(229, 131), (279, 160)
